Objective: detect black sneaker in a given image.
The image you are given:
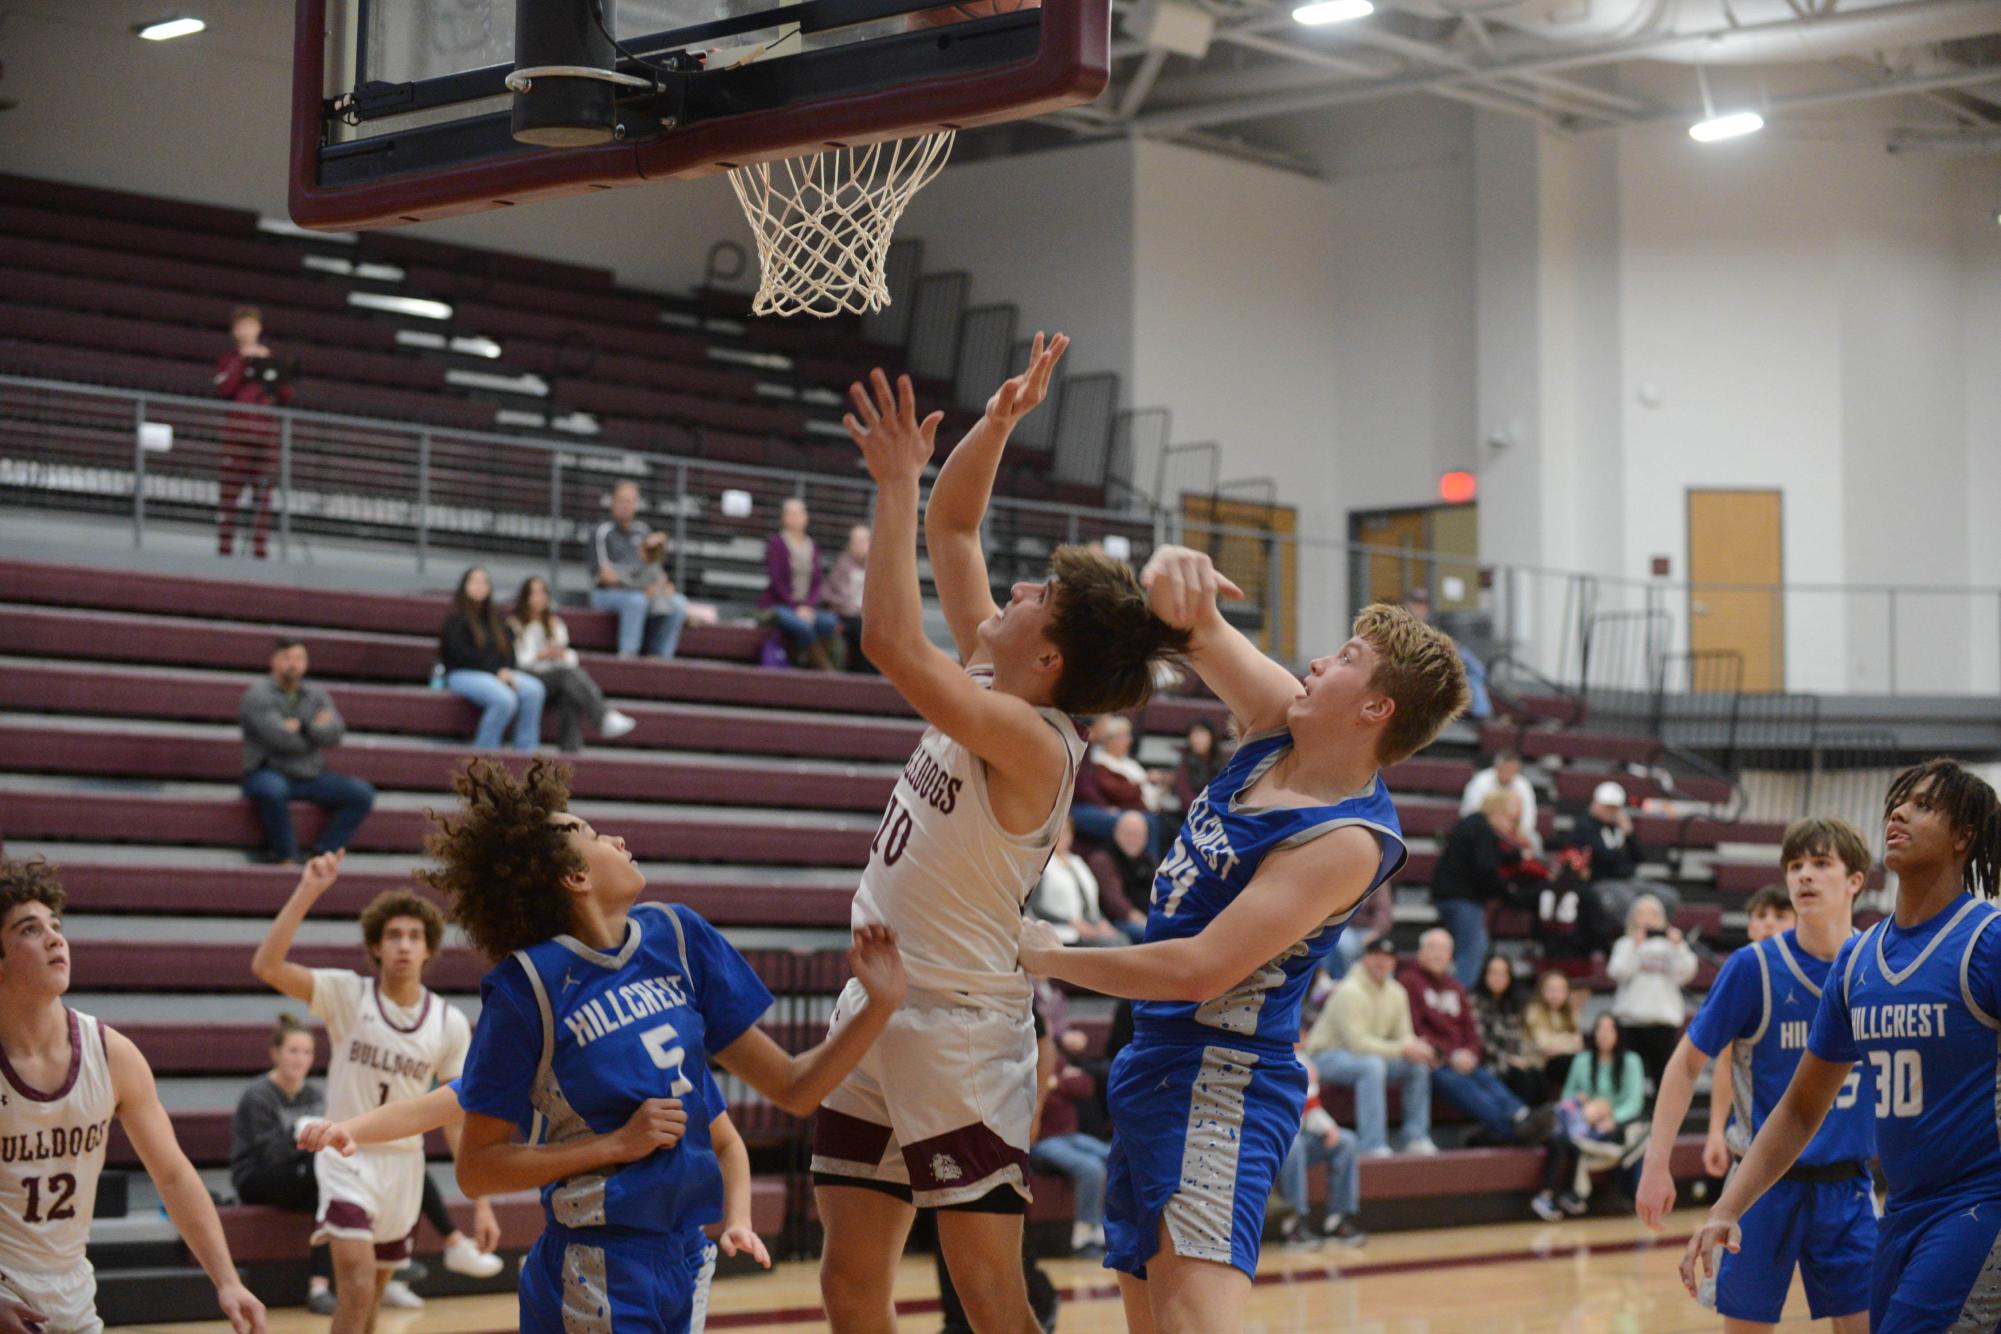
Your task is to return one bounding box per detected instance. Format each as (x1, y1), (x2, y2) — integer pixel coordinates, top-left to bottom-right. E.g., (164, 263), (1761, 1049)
(1278, 1215), (1322, 1251)
(306, 1290), (337, 1316)
(1323, 1218), (1368, 1248)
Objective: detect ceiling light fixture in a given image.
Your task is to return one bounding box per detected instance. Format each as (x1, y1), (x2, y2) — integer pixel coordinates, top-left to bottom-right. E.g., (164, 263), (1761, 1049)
(1690, 111), (1765, 142)
(1292, 0), (1373, 25)
(134, 17), (206, 40)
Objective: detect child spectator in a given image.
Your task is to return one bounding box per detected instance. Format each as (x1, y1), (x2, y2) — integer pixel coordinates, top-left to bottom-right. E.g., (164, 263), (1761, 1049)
(509, 575), (636, 752)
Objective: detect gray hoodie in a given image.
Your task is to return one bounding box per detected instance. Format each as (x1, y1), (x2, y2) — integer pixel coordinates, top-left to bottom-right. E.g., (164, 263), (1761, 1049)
(239, 677), (345, 779)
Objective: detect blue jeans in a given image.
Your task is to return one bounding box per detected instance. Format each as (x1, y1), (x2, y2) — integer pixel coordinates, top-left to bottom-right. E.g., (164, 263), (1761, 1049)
(1277, 1127), (1359, 1221)
(1433, 898), (1488, 988)
(447, 669), (546, 751)
(590, 588), (688, 658)
(771, 605), (840, 652)
(1029, 1133), (1112, 1226)
(1327, 930), (1369, 981)
(1459, 645), (1491, 719)
(1310, 1049), (1430, 1153)
(1431, 1064), (1527, 1140)
(242, 768), (376, 861)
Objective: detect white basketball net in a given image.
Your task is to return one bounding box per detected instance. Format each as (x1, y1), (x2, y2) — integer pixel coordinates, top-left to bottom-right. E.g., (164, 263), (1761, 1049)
(728, 130), (955, 318)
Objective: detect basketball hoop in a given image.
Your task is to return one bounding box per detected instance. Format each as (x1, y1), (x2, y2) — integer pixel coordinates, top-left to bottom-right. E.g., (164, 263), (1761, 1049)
(727, 131), (955, 319)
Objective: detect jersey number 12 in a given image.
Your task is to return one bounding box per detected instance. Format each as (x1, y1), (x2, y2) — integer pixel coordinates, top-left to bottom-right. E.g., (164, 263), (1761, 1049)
(21, 1173), (77, 1224)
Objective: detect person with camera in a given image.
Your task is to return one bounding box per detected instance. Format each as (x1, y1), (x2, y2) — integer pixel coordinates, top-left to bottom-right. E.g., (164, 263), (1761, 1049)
(213, 305), (293, 560)
(1605, 892), (1697, 1088)
(589, 480), (689, 659)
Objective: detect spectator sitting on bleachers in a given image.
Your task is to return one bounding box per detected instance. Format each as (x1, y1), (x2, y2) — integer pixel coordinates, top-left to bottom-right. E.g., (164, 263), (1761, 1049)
(1430, 790), (1528, 987)
(1275, 1051), (1366, 1250)
(1074, 715), (1168, 853)
(1029, 817), (1124, 947)
(590, 479), (689, 659)
(1531, 847), (1614, 968)
(762, 497), (844, 671)
(1473, 954), (1548, 1106)
(1579, 781), (1645, 883)
(1532, 1013), (1649, 1220)
(239, 637), (375, 865)
(1030, 1046), (1113, 1256)
(824, 523), (873, 674)
(229, 1014), (334, 1314)
(1403, 929), (1542, 1145)
(509, 575), (636, 753)
(1459, 749), (1540, 852)
(1606, 892), (1697, 1089)
(1306, 935), (1435, 1157)
(1170, 717), (1228, 814)
(1078, 810), (1154, 943)
(441, 565), (544, 752)
(1523, 968), (1586, 1089)
(213, 304), (292, 560)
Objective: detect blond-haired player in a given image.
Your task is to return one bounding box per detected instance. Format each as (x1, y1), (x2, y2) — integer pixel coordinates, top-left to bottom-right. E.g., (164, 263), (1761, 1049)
(0, 857), (265, 1334)
(1022, 555), (1468, 1334)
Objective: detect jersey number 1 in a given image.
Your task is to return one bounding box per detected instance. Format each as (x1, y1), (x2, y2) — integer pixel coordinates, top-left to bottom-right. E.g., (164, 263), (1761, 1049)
(22, 1173), (77, 1224)
(641, 1023), (697, 1097)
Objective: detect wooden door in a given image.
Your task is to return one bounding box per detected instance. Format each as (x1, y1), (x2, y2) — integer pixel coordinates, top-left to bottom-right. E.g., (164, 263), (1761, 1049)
(1182, 494), (1298, 661)
(1351, 510), (1428, 607)
(1687, 489), (1783, 692)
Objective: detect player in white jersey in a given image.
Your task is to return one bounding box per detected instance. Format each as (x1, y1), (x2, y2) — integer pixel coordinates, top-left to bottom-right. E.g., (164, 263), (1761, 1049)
(0, 857), (264, 1334)
(251, 853), (494, 1334)
(816, 337), (1191, 1334)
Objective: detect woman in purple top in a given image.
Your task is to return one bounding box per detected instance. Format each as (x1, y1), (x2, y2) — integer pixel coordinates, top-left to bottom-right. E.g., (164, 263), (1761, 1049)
(762, 498), (845, 670)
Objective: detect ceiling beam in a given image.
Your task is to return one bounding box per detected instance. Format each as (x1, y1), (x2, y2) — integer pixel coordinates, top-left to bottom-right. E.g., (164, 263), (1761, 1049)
(1132, 0), (2001, 134)
(1576, 64), (2001, 133)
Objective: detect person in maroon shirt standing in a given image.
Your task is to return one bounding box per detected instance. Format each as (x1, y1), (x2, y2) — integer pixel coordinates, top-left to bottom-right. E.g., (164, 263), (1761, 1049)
(213, 305), (292, 559)
(1400, 928), (1541, 1143)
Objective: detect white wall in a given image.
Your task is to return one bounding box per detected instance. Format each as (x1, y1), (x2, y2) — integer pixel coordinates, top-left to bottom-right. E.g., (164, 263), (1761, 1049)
(1128, 139), (1344, 654)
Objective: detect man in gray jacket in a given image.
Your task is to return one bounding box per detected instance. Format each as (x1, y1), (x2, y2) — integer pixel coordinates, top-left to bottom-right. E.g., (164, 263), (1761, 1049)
(240, 638), (375, 863)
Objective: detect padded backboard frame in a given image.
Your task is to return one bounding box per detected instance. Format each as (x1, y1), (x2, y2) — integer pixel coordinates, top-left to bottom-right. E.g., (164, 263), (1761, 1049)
(289, 0), (1108, 230)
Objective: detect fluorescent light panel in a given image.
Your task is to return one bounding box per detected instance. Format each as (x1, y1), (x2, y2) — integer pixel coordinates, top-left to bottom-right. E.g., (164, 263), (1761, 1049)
(347, 291), (453, 320)
(1292, 0), (1372, 25)
(136, 16), (205, 39)
(1690, 111), (1764, 142)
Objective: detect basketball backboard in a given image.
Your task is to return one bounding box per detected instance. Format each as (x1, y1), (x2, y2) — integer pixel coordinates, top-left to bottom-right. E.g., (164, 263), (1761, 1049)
(288, 0), (1109, 231)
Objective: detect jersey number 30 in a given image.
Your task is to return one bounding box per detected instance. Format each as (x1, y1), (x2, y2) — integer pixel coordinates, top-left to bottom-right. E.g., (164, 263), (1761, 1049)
(641, 1023), (697, 1097)
(1867, 1049), (1923, 1118)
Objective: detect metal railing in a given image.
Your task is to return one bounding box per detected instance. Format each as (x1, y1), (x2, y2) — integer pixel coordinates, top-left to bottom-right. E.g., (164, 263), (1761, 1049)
(7, 373), (2000, 697)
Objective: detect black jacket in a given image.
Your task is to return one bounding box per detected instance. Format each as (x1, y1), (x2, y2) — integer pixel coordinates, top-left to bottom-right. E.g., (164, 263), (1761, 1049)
(440, 610), (514, 674)
(1430, 813), (1522, 904)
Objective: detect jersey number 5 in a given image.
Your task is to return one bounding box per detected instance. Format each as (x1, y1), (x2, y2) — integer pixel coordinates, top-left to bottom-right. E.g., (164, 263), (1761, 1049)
(641, 1022), (697, 1097)
(22, 1173), (77, 1224)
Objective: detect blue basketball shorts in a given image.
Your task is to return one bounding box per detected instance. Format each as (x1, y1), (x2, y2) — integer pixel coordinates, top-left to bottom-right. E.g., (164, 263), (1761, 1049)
(519, 1223), (711, 1334)
(1710, 1174), (1875, 1323)
(1871, 1194), (2001, 1334)
(1102, 1038), (1306, 1281)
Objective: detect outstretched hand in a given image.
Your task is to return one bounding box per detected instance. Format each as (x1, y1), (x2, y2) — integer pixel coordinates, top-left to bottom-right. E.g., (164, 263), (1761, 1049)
(985, 331), (1069, 427)
(295, 1117), (356, 1157)
(1018, 918), (1065, 974)
(718, 1224), (772, 1269)
(294, 849), (343, 899)
(844, 370), (943, 487)
(849, 924), (906, 1009)
(1140, 545), (1246, 631)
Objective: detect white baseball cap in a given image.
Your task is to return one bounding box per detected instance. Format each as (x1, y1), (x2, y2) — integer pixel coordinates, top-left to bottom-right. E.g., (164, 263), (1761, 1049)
(1592, 781), (1628, 807)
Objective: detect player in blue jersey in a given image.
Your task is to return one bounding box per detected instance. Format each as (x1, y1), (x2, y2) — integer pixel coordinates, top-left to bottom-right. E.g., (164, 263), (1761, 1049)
(1637, 817), (1876, 1333)
(1685, 758), (2001, 1334)
(417, 759), (906, 1334)
(1021, 547), (1468, 1334)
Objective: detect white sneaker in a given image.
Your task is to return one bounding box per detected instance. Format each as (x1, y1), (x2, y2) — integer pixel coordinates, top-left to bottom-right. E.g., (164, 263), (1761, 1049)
(1402, 1137), (1440, 1156)
(443, 1235), (505, 1278)
(1361, 1145), (1395, 1159)
(379, 1280), (424, 1309)
(601, 709), (638, 740)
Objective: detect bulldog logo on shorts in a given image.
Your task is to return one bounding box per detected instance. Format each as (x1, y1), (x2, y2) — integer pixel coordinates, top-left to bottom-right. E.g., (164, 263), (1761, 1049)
(930, 1153), (963, 1183)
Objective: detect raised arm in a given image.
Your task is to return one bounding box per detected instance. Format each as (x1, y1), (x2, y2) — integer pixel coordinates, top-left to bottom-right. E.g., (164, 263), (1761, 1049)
(250, 852), (342, 1003)
(848, 370), (1071, 790)
(713, 926), (904, 1117)
(1140, 545), (1302, 736)
(1020, 827), (1381, 1001)
(924, 333), (1068, 660)
(108, 1029), (266, 1334)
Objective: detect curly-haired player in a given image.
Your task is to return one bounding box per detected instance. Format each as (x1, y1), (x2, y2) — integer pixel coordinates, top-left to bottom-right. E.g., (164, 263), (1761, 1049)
(1684, 758), (2001, 1333)
(424, 759), (904, 1334)
(1021, 554), (1468, 1334)
(820, 336), (1191, 1334)
(251, 854), (495, 1334)
(0, 856), (266, 1334)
